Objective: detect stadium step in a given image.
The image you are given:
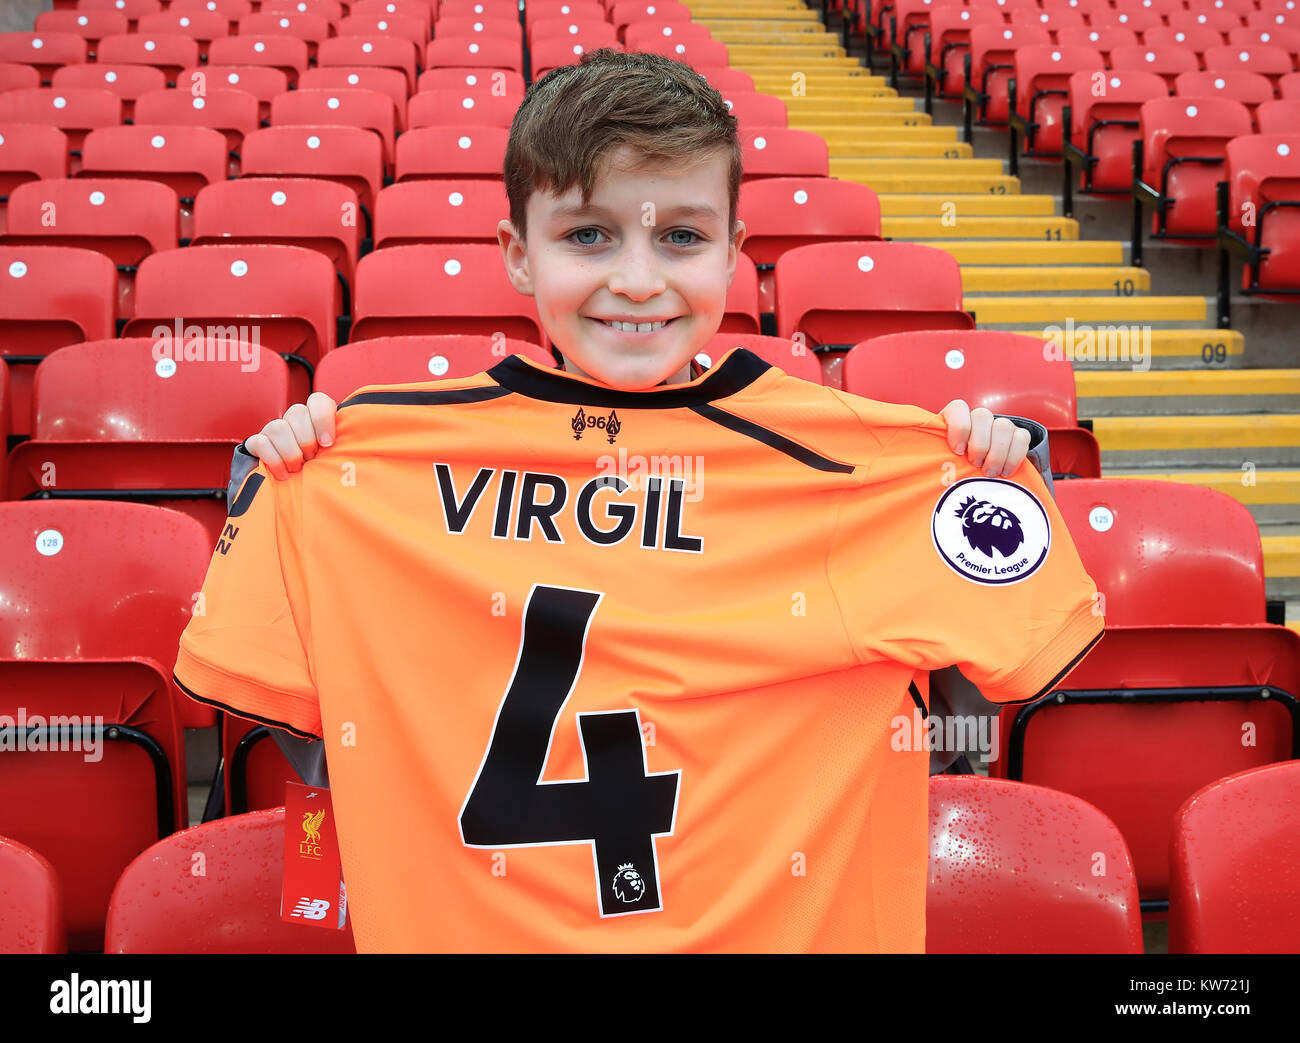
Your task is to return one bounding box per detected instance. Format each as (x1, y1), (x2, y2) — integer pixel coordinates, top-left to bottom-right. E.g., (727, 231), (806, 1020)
(958, 266), (1151, 294)
(710, 30), (844, 46)
(1263, 535), (1300, 600)
(1076, 370), (1300, 416)
(965, 295), (1210, 325)
(816, 128), (962, 147)
(797, 114), (938, 129)
(879, 194), (1055, 216)
(886, 215), (1077, 238)
(1092, 415), (1300, 468)
(1102, 468), (1300, 526)
(930, 241), (1122, 264)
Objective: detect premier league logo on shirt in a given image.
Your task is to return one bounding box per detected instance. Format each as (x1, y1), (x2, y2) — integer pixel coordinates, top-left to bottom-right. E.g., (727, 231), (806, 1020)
(932, 478), (1050, 585)
(612, 863), (647, 904)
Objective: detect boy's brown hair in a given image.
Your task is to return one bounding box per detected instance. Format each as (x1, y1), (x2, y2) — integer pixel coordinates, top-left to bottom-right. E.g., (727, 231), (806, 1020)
(503, 49), (743, 244)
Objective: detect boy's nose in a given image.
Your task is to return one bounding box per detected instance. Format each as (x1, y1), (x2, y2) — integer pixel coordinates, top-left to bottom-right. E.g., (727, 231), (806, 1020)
(607, 242), (667, 300)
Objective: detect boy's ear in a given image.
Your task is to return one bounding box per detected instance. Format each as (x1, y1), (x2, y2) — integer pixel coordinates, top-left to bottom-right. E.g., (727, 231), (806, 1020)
(498, 218), (535, 297)
(726, 219), (747, 287)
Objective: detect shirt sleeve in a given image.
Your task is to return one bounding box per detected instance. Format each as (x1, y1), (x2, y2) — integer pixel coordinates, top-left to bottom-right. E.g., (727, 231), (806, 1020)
(827, 416), (1103, 705)
(173, 461), (323, 739)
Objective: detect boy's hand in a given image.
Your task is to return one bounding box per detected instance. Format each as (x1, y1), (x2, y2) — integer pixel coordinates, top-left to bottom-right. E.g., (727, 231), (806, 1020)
(244, 391), (338, 480)
(941, 399), (1032, 478)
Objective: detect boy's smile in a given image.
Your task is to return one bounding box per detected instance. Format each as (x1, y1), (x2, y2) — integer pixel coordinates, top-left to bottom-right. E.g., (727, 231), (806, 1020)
(498, 144), (746, 391)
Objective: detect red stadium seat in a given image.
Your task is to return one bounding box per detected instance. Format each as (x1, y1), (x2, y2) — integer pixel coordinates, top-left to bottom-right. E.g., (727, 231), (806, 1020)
(350, 243), (547, 345)
(1222, 133), (1300, 296)
(241, 125), (385, 221)
(300, 66), (411, 131)
(1169, 761), (1300, 954)
(373, 178), (508, 249)
(1143, 25), (1228, 60)
(1095, 7), (1176, 35)
(1186, 7), (1254, 36)
(33, 10), (129, 50)
(136, 10), (231, 60)
(314, 333), (555, 400)
(1009, 44), (1105, 159)
(611, 0), (693, 39)
(965, 24), (1052, 125)
(78, 124), (226, 239)
(1109, 44), (1200, 90)
(1258, 97), (1300, 130)
(1056, 25), (1138, 59)
(926, 7), (1004, 101)
(0, 87), (120, 163)
(238, 11), (334, 61)
(7, 338), (291, 547)
(77, 0), (163, 28)
(318, 35), (420, 91)
(416, 66), (526, 95)
(1064, 70), (1168, 199)
(407, 88), (519, 129)
(739, 127), (830, 179)
(738, 176), (882, 313)
(531, 18), (620, 48)
(1230, 25), (1300, 60)
(270, 87), (398, 171)
(698, 66), (757, 94)
(207, 34), (309, 87)
(1010, 6), (1087, 39)
(0, 244), (116, 436)
(1134, 96), (1253, 244)
(123, 244), (335, 402)
(192, 177), (360, 302)
(886, 0), (948, 79)
(132, 86), (259, 160)
(842, 329), (1102, 478)
(178, 64), (289, 123)
(0, 33), (87, 86)
(622, 21), (713, 52)
(774, 241), (975, 388)
(927, 776), (1143, 953)
(438, 15), (525, 48)
(339, 12), (431, 50)
(50, 63), (167, 122)
(530, 37), (626, 79)
(0, 835), (65, 954)
(0, 62), (41, 94)
(1205, 43), (1294, 88)
(2, 177), (179, 316)
(526, 0), (605, 29)
(724, 251), (762, 335)
(351, 0), (433, 37)
(106, 809), (357, 953)
(94, 33), (199, 85)
(719, 91), (788, 130)
(633, 36), (729, 70)
(1175, 70), (1275, 123)
(426, 36), (524, 74)
(700, 333), (823, 384)
(260, 0), (344, 22)
(0, 124), (69, 229)
(170, 0), (254, 27)
(0, 499), (206, 947)
(394, 124), (508, 182)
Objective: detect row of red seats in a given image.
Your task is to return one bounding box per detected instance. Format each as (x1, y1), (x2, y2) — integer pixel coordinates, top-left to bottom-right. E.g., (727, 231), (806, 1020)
(3, 765), (1292, 953)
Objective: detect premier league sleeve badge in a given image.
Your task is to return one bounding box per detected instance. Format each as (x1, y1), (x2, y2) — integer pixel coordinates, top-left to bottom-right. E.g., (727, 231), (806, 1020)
(932, 478), (1051, 585)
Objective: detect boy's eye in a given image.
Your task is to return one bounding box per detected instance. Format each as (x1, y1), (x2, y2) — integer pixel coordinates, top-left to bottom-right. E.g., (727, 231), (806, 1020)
(565, 228), (703, 247)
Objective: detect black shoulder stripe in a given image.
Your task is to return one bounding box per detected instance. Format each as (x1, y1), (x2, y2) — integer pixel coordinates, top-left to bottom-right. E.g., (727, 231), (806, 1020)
(909, 680), (928, 719)
(173, 673), (323, 742)
(691, 402), (857, 474)
(338, 386), (514, 409)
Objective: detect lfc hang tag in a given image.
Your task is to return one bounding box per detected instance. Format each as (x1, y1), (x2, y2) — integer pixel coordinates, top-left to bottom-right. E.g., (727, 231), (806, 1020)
(281, 780), (348, 930)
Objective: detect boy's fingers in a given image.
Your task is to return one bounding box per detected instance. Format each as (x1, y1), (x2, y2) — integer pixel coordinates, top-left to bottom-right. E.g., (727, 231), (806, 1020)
(306, 391), (338, 447)
(940, 399), (971, 455)
(244, 432), (288, 481)
(263, 420), (307, 474)
(1004, 425), (1032, 476)
(983, 418), (1017, 477)
(284, 403), (320, 458)
(966, 406), (994, 468)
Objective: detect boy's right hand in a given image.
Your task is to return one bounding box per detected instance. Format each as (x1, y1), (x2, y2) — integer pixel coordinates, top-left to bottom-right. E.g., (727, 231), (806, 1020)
(244, 391), (338, 480)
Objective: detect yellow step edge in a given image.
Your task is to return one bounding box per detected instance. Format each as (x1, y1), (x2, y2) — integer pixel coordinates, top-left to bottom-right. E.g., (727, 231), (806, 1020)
(1263, 536), (1300, 579)
(1090, 415), (1300, 451)
(712, 32), (844, 46)
(1104, 471), (1300, 506)
(887, 216), (1077, 237)
(960, 267), (1150, 292)
(966, 296), (1208, 322)
(1035, 328), (1244, 357)
(1076, 370), (1300, 397)
(728, 45), (850, 59)
(793, 99), (921, 113)
(837, 174), (1022, 192)
(880, 194), (1054, 215)
(736, 58), (868, 69)
(1287, 620), (1300, 635)
(934, 241), (1122, 264)
(816, 128), (959, 145)
(832, 158), (1007, 176)
(825, 142), (975, 159)
(796, 114), (936, 128)
(699, 20), (828, 31)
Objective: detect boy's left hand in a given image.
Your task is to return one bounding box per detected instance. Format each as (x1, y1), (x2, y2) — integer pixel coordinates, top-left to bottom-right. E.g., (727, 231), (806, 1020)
(941, 399), (1032, 478)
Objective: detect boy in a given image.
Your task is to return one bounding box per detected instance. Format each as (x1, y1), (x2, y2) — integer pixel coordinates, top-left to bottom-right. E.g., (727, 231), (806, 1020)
(175, 49), (1102, 953)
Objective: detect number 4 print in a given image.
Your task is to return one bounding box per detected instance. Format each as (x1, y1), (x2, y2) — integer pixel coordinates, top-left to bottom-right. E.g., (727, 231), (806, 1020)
(459, 584), (680, 917)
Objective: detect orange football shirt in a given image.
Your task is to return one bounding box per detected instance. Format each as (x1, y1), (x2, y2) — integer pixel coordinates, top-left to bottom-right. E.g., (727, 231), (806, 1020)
(174, 347), (1103, 953)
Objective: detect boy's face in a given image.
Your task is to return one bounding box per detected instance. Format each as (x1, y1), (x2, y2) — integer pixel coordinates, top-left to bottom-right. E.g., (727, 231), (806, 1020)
(498, 144), (746, 390)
